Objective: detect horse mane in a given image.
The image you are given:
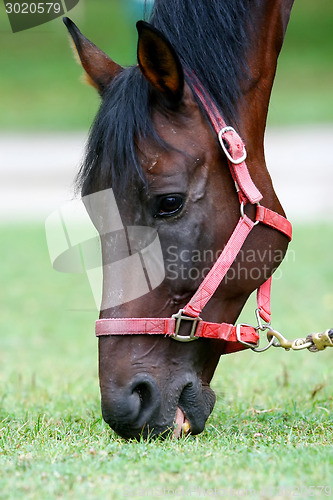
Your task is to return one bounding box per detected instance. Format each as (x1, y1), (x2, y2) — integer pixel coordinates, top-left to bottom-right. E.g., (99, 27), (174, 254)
(78, 0), (257, 195)
(150, 0), (256, 124)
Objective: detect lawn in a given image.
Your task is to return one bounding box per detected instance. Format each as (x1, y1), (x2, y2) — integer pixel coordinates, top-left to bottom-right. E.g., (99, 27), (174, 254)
(0, 224), (332, 499)
(0, 0), (332, 130)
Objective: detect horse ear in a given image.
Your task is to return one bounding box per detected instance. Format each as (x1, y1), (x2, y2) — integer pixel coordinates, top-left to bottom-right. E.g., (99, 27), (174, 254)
(136, 21), (184, 106)
(63, 17), (123, 95)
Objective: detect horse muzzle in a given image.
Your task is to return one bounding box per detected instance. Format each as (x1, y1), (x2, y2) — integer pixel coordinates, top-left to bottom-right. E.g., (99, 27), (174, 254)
(100, 373), (216, 440)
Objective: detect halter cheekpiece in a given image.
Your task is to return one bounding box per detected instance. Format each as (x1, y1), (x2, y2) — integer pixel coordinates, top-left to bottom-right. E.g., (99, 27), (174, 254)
(95, 74), (292, 354)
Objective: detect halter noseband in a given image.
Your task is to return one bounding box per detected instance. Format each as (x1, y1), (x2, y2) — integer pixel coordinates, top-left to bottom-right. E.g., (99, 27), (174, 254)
(95, 75), (292, 354)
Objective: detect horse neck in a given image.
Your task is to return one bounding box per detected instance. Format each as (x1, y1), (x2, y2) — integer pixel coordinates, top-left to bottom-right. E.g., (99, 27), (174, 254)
(236, 0), (294, 212)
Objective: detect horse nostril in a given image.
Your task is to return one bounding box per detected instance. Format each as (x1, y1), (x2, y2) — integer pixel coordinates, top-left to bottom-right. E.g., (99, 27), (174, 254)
(101, 374), (162, 438)
(132, 382), (152, 412)
(129, 375), (161, 428)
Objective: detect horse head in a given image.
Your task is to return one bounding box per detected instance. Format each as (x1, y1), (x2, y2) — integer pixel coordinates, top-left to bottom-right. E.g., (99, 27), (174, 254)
(64, 0), (293, 439)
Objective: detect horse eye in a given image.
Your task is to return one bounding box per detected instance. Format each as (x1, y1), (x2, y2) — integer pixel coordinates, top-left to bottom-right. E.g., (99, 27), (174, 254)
(155, 194), (184, 217)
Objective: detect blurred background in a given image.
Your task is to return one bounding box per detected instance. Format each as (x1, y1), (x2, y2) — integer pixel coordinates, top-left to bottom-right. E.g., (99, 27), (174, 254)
(0, 0), (332, 220)
(0, 0), (332, 221)
(1, 0), (332, 129)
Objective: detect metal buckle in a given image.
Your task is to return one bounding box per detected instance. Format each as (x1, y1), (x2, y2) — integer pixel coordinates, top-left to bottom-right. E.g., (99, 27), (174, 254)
(236, 319), (276, 353)
(218, 126), (247, 165)
(236, 323), (260, 350)
(171, 309), (201, 342)
(240, 202), (260, 226)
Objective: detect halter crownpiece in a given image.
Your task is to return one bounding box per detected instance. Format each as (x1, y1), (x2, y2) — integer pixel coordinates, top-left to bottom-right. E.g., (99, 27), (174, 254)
(95, 74), (292, 354)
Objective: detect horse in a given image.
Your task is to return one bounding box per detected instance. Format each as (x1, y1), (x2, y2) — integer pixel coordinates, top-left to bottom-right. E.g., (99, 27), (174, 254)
(63, 0), (294, 439)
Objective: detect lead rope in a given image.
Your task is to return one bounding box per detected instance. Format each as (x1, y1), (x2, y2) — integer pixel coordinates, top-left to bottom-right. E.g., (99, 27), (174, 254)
(239, 301), (333, 353)
(266, 328), (333, 352)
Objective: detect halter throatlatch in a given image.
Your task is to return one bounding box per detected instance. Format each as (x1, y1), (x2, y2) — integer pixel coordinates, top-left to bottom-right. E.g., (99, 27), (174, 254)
(95, 74), (293, 354)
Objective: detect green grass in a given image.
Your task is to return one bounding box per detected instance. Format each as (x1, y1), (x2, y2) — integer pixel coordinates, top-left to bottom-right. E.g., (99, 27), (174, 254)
(0, 0), (332, 130)
(1, 223), (332, 499)
(0, 0), (138, 130)
(268, 0), (333, 126)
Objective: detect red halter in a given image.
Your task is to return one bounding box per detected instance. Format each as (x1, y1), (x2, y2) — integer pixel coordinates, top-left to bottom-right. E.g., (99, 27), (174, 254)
(95, 76), (292, 354)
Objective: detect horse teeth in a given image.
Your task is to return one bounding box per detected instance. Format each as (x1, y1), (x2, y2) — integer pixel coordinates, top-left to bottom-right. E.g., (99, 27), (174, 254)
(182, 421), (190, 434)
